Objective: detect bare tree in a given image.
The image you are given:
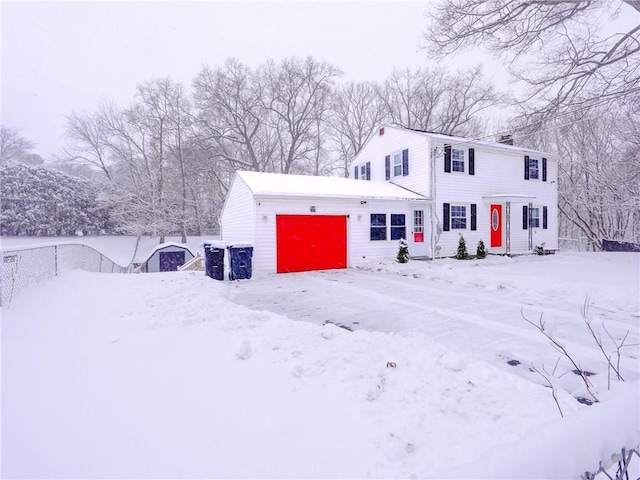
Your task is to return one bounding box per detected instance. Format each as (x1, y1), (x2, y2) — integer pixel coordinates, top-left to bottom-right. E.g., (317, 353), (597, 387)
(329, 81), (387, 177)
(518, 100), (640, 249)
(423, 1), (640, 120)
(192, 58), (273, 174)
(259, 56), (342, 174)
(379, 66), (501, 137)
(0, 126), (40, 166)
(61, 107), (114, 181)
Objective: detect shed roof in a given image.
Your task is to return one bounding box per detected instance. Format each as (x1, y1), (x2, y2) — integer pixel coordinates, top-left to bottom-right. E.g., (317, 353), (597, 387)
(142, 242), (195, 263)
(236, 171), (428, 201)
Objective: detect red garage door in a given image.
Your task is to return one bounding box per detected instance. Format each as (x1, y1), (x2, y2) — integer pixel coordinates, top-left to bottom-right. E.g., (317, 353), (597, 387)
(276, 215), (347, 273)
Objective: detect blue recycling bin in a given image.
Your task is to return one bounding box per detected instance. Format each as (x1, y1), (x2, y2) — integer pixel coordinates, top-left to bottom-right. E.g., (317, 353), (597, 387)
(203, 242), (225, 281)
(228, 244), (253, 280)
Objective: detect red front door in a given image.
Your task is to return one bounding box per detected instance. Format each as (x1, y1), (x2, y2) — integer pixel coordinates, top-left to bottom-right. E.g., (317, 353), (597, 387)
(276, 215), (347, 273)
(490, 204), (502, 247)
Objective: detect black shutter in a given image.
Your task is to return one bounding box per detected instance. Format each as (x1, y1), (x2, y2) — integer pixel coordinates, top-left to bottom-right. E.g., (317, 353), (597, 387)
(354, 166), (358, 179)
(402, 149), (409, 176)
(443, 203), (450, 231)
(468, 148), (475, 175)
(543, 206), (548, 229)
(542, 158), (547, 182)
(366, 161), (371, 181)
(522, 205), (528, 229)
(444, 145), (452, 173)
(470, 203), (477, 230)
(524, 156), (530, 180)
(385, 155), (390, 181)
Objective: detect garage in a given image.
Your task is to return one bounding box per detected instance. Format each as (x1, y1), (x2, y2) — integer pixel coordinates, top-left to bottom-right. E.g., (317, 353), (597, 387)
(276, 215), (347, 273)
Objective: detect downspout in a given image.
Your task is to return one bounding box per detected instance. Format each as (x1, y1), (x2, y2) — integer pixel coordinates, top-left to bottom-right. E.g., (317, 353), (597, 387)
(429, 142), (440, 260)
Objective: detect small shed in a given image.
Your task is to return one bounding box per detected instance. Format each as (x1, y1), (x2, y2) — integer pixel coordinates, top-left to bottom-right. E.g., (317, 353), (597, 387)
(144, 242), (195, 273)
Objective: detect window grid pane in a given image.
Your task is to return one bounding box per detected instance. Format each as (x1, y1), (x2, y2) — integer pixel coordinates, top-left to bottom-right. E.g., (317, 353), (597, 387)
(370, 214), (387, 241)
(391, 214), (405, 226)
(393, 153), (402, 176)
(452, 149), (465, 172)
(391, 227), (406, 240)
(529, 159), (539, 179)
(451, 205), (467, 229)
(530, 208), (540, 228)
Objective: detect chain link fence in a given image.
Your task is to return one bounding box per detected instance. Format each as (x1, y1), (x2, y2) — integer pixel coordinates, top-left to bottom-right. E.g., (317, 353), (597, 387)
(559, 236), (591, 252)
(2, 243), (130, 306)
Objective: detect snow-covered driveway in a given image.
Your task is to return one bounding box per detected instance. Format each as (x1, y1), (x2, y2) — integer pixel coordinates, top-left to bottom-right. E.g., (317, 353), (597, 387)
(229, 253), (640, 386)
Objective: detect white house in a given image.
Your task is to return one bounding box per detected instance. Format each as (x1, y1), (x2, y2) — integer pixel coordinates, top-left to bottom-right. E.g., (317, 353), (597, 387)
(349, 126), (558, 259)
(220, 126), (558, 273)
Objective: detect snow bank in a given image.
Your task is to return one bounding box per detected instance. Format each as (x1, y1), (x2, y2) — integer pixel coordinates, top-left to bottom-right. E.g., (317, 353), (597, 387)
(443, 382), (640, 479)
(1, 271), (570, 478)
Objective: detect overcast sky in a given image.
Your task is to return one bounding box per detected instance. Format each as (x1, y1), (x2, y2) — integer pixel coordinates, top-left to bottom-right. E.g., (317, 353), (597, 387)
(2, 1), (436, 159)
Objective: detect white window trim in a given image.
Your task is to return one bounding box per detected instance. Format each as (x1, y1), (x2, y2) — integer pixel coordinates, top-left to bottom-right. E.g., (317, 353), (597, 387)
(390, 213), (407, 241)
(529, 158), (540, 180)
(451, 204), (467, 230)
(370, 213), (387, 241)
(452, 148), (465, 173)
(530, 206), (541, 228)
(391, 151), (403, 177)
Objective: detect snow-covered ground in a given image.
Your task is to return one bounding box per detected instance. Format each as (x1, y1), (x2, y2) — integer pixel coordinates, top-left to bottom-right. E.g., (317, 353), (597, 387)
(2, 251), (639, 478)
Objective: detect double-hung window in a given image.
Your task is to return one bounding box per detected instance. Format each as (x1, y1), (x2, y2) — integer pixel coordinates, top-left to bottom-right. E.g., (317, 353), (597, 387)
(360, 166), (367, 180)
(529, 158), (539, 179)
(393, 152), (403, 177)
(370, 214), (387, 241)
(451, 205), (467, 229)
(530, 207), (540, 228)
(390, 214), (406, 240)
(452, 148), (465, 172)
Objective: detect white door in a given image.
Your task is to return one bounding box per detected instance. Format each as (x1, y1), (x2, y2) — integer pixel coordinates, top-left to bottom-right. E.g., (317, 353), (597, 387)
(409, 209), (428, 257)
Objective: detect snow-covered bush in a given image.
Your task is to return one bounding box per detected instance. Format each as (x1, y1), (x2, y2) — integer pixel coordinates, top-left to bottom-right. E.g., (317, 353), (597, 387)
(455, 234), (468, 260)
(396, 238), (409, 263)
(476, 239), (487, 259)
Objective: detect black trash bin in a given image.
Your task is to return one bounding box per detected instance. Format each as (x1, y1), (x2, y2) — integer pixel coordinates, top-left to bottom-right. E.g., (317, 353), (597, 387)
(228, 243), (253, 280)
(203, 242), (225, 281)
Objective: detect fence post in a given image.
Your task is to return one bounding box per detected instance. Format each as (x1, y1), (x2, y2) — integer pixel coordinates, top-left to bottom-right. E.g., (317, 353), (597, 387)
(54, 245), (58, 276)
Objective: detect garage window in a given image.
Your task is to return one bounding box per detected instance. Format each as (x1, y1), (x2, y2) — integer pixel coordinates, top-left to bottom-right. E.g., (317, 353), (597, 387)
(390, 214), (406, 240)
(370, 214), (387, 241)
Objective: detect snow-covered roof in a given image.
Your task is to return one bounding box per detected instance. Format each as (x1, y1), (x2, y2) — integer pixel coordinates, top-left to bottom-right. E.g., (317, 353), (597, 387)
(384, 125), (558, 157)
(236, 171), (428, 201)
(142, 242), (195, 262)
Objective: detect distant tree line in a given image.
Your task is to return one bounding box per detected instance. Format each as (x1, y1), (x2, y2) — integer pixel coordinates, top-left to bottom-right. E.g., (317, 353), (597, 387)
(4, 57), (499, 240)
